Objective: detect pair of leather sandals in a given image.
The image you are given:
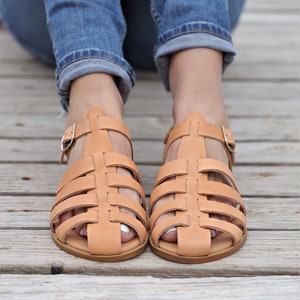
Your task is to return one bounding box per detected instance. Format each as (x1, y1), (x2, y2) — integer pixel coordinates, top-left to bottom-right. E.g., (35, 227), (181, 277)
(50, 108), (247, 263)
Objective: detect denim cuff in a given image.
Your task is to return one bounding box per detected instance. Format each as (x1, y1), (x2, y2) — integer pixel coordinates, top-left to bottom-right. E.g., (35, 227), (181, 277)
(154, 31), (236, 91)
(56, 50), (135, 111)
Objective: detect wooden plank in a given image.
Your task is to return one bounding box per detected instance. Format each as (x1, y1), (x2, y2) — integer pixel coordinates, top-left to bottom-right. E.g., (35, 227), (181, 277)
(0, 164), (299, 197)
(0, 196), (298, 231)
(225, 62), (299, 81)
(0, 230), (299, 277)
(1, 79), (300, 114)
(1, 90), (299, 119)
(234, 26), (300, 46)
(235, 142), (300, 164)
(0, 196), (51, 213)
(127, 99), (300, 118)
(245, 198), (300, 230)
(0, 29), (33, 61)
(231, 48), (299, 64)
(1, 139), (299, 165)
(0, 115), (299, 141)
(246, 0), (299, 12)
(0, 78), (57, 98)
(0, 139), (61, 163)
(0, 61), (54, 77)
(235, 30), (300, 64)
(240, 13), (300, 25)
(0, 275), (299, 300)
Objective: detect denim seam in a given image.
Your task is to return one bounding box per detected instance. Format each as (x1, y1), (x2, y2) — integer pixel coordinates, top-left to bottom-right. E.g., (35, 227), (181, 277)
(150, 2), (162, 29)
(56, 51), (135, 111)
(154, 32), (235, 91)
(58, 58), (134, 111)
(155, 22), (232, 52)
(56, 49), (134, 80)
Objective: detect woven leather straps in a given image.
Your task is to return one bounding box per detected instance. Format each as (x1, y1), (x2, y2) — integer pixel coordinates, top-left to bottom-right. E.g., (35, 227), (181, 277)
(149, 113), (247, 263)
(50, 108), (148, 261)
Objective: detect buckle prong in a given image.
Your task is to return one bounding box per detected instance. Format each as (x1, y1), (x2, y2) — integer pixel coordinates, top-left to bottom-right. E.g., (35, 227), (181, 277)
(221, 126), (236, 154)
(61, 123), (76, 152)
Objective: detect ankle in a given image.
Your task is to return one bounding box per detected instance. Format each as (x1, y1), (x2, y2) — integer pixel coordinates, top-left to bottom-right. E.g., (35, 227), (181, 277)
(169, 48), (229, 126)
(67, 73), (124, 126)
(172, 97), (229, 128)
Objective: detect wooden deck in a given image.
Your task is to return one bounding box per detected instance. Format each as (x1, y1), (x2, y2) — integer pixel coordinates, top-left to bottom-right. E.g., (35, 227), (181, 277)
(0, 0), (299, 299)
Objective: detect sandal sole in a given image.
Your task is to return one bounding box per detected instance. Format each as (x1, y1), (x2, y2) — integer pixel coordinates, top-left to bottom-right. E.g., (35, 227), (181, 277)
(51, 232), (148, 262)
(150, 232), (247, 264)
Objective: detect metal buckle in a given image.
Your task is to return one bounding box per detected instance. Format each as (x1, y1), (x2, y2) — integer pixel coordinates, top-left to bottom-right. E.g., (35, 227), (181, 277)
(61, 123), (76, 152)
(221, 126), (236, 154)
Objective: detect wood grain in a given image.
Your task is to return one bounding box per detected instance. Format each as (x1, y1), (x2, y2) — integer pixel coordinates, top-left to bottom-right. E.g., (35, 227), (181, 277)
(0, 0), (299, 297)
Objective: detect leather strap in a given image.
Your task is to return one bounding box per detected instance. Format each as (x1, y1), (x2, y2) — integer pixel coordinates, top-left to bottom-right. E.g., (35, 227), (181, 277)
(60, 113), (133, 163)
(150, 112), (246, 257)
(163, 117), (236, 168)
(51, 108), (148, 256)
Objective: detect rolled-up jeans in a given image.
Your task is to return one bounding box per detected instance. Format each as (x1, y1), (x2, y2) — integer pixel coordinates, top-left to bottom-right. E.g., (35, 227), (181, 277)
(0, 0), (245, 110)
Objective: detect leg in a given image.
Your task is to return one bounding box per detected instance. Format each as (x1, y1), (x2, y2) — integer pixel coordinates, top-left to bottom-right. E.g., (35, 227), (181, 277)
(64, 73), (135, 243)
(45, 0), (148, 261)
(170, 48), (228, 127)
(149, 0), (247, 262)
(158, 48), (231, 242)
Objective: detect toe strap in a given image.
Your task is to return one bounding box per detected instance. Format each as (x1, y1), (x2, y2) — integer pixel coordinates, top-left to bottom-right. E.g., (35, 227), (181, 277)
(55, 211), (98, 243)
(200, 218), (244, 245)
(150, 157), (247, 257)
(151, 215), (189, 245)
(150, 113), (247, 261)
(50, 194), (98, 231)
(150, 198), (187, 230)
(110, 211), (148, 242)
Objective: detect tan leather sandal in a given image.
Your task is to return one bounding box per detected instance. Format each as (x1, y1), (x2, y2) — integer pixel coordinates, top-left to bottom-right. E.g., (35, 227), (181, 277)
(50, 108), (148, 262)
(149, 113), (247, 263)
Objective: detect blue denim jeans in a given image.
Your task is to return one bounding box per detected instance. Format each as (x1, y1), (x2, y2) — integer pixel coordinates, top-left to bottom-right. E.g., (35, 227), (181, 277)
(0, 0), (245, 109)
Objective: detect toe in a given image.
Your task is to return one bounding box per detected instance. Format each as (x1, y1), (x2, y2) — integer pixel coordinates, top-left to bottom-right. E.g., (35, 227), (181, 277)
(60, 211), (73, 224)
(121, 224), (137, 243)
(161, 227), (177, 243)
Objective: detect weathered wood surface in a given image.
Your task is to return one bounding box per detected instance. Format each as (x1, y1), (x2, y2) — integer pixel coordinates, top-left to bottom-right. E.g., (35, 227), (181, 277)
(1, 139), (300, 164)
(0, 230), (299, 277)
(0, 0), (299, 298)
(0, 275), (299, 300)
(1, 114), (299, 141)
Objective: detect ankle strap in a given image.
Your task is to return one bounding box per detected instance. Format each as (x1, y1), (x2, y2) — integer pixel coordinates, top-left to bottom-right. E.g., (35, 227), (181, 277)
(60, 113), (132, 162)
(163, 115), (236, 167)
